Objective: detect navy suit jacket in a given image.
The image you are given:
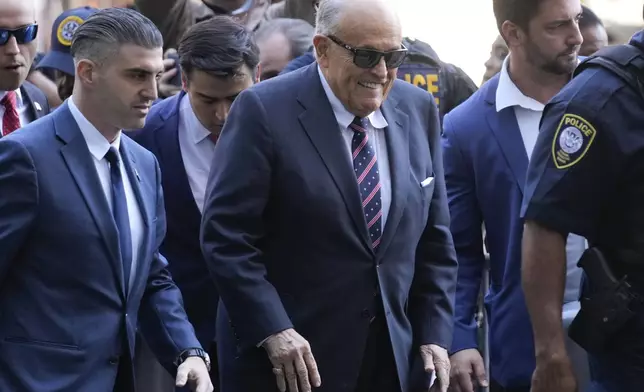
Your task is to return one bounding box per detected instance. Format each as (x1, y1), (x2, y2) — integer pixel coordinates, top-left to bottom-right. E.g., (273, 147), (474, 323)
(21, 80), (50, 121)
(442, 75), (536, 386)
(200, 63), (458, 392)
(0, 102), (201, 391)
(130, 92), (219, 349)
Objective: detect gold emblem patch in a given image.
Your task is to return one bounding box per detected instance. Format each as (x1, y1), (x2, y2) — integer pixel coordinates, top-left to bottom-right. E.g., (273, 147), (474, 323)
(57, 16), (84, 47)
(551, 113), (596, 169)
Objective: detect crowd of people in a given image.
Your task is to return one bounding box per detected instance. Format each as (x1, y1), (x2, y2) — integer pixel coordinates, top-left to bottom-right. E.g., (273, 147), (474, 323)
(0, 0), (643, 391)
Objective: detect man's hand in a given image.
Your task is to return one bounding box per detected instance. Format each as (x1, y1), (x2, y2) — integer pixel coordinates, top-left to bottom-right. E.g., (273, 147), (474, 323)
(448, 348), (488, 392)
(262, 328), (322, 392)
(531, 354), (577, 392)
(158, 48), (181, 98)
(175, 356), (214, 392)
(420, 344), (450, 392)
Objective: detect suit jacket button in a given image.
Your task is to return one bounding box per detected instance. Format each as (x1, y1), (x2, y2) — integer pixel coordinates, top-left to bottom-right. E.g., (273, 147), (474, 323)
(109, 357), (119, 365)
(361, 309), (371, 319)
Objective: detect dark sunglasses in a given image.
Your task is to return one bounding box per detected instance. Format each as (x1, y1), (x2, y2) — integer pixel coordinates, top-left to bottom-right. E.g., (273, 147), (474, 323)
(327, 35), (407, 69)
(0, 24), (38, 46)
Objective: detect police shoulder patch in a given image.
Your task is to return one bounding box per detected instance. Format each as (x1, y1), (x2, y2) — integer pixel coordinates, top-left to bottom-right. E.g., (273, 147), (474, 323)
(551, 113), (597, 169)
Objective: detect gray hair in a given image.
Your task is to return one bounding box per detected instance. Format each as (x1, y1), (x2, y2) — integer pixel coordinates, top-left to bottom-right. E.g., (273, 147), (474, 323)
(71, 7), (163, 65)
(314, 0), (345, 36)
(255, 18), (315, 59)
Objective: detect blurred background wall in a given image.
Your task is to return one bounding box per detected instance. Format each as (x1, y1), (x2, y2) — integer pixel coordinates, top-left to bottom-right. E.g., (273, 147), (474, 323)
(35, 0), (643, 86)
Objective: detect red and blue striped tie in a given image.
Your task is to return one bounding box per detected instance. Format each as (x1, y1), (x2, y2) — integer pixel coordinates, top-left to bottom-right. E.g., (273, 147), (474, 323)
(350, 116), (382, 250)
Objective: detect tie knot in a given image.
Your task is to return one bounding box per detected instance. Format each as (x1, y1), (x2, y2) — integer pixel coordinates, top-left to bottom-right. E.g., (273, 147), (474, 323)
(105, 147), (120, 167)
(350, 116), (368, 133)
(1, 91), (17, 109)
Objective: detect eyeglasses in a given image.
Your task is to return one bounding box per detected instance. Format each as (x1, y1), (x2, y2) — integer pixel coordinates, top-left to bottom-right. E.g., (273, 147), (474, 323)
(0, 24), (38, 46)
(327, 35), (407, 69)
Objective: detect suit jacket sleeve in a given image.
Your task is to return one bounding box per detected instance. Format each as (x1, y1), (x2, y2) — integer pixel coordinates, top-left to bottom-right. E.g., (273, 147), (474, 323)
(0, 138), (38, 285)
(138, 157), (201, 372)
(409, 99), (459, 350)
(441, 115), (485, 353)
(200, 89), (293, 350)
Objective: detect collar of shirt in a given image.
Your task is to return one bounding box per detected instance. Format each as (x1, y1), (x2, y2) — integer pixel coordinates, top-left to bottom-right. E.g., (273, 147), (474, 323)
(495, 55), (544, 113)
(180, 94), (212, 144)
(68, 97), (121, 160)
(0, 88), (24, 108)
(317, 65), (388, 130)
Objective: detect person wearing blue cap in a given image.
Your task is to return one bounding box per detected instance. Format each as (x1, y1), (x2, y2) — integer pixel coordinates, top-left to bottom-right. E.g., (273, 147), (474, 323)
(36, 6), (98, 103)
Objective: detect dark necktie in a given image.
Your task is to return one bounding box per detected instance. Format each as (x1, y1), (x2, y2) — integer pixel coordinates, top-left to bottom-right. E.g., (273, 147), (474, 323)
(105, 147), (133, 290)
(1, 91), (20, 136)
(350, 116), (382, 250)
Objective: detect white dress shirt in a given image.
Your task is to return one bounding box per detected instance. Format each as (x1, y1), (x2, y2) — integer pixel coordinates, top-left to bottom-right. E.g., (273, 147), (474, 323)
(317, 66), (392, 227)
(0, 89), (31, 130)
(68, 98), (145, 289)
(496, 56), (585, 303)
(178, 94), (216, 214)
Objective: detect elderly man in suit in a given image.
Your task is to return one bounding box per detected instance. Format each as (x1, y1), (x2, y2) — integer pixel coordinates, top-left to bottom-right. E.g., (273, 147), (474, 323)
(200, 0), (458, 391)
(0, 0), (49, 135)
(0, 8), (212, 392)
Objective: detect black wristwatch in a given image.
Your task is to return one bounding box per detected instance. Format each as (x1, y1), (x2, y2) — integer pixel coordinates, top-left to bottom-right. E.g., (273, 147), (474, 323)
(175, 347), (211, 372)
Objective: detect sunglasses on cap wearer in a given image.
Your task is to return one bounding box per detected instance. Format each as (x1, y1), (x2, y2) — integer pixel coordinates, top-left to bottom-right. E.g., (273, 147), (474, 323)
(0, 24), (38, 46)
(327, 35), (407, 69)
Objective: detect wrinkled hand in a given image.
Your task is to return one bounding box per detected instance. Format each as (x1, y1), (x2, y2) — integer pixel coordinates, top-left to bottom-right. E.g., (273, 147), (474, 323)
(158, 48), (181, 98)
(262, 328), (321, 392)
(420, 344), (450, 392)
(448, 348), (488, 392)
(531, 354), (577, 392)
(175, 356), (213, 392)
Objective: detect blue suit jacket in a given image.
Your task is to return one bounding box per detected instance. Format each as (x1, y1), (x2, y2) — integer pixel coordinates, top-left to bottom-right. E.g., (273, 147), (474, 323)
(21, 80), (50, 121)
(442, 75), (536, 387)
(0, 102), (201, 391)
(130, 92), (219, 349)
(200, 63), (458, 392)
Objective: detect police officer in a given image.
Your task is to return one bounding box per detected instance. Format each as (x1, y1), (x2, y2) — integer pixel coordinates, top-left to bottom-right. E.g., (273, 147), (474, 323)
(520, 26), (644, 392)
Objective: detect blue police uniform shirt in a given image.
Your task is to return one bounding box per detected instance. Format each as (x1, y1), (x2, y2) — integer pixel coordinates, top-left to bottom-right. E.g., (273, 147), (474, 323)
(522, 31), (644, 248)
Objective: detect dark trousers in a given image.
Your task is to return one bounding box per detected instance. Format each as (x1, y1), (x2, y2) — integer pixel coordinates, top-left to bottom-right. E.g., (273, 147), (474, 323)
(354, 314), (401, 392)
(490, 379), (530, 392)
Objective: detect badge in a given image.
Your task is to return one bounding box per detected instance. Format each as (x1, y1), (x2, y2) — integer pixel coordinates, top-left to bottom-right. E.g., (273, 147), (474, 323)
(57, 16), (84, 47)
(551, 113), (596, 169)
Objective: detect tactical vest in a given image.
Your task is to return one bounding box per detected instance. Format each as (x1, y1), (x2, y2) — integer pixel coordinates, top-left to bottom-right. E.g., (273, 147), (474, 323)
(574, 44), (644, 286)
(573, 44), (644, 98)
(397, 38), (446, 115)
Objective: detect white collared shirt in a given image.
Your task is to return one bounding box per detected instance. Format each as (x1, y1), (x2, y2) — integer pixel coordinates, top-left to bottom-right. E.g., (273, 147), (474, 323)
(68, 97), (144, 290)
(178, 94), (216, 214)
(495, 55), (585, 303)
(0, 89), (31, 130)
(317, 66), (392, 227)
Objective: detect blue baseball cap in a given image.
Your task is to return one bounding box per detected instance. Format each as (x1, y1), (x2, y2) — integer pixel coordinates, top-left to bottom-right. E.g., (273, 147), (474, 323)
(36, 7), (98, 76)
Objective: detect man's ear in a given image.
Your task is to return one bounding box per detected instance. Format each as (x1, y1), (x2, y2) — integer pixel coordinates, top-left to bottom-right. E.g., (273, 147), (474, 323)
(75, 59), (98, 88)
(313, 34), (330, 68)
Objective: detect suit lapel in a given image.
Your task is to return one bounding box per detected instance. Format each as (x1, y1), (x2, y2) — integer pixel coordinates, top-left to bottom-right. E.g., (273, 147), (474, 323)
(297, 65), (372, 251)
(377, 96), (410, 257)
(20, 83), (45, 120)
(120, 138), (151, 299)
(485, 78), (529, 194)
(54, 103), (125, 298)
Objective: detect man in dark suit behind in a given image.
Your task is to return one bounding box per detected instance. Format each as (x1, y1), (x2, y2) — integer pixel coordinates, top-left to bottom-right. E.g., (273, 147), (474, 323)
(0, 8), (212, 392)
(0, 0), (49, 135)
(200, 0), (458, 391)
(131, 16), (261, 391)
